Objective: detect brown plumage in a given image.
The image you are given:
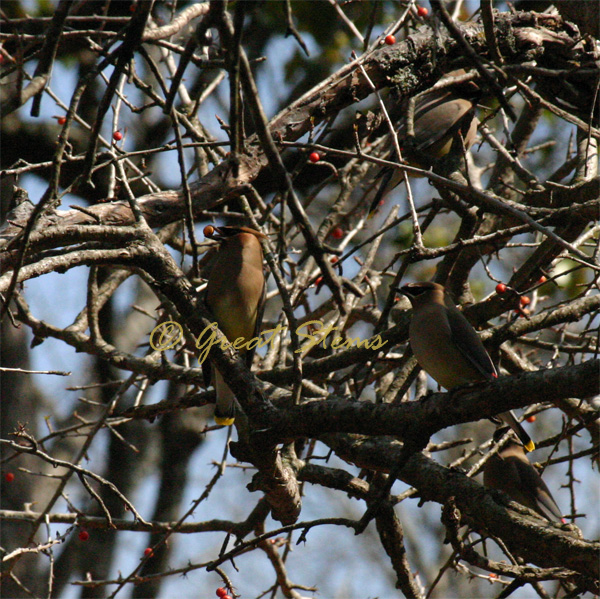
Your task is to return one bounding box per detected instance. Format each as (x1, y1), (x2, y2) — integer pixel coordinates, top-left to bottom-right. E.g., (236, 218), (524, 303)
(484, 428), (563, 522)
(400, 281), (535, 452)
(400, 78), (479, 164)
(204, 225), (266, 425)
(369, 69), (480, 214)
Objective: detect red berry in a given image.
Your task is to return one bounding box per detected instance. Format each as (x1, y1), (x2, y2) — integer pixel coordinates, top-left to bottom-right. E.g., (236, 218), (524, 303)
(57, 117), (66, 125)
(203, 224), (215, 237)
(495, 283), (507, 294)
(4, 472), (14, 482)
(417, 6), (428, 17)
(526, 415), (536, 423)
(216, 589), (228, 598)
(78, 530), (89, 541)
(314, 276), (323, 286)
(309, 152), (320, 163)
(537, 276), (547, 285)
(520, 295), (531, 306)
(330, 256), (338, 264)
(384, 34), (396, 45)
(331, 226), (344, 239)
(489, 572), (498, 579)
(144, 547), (153, 557)
(113, 131), (123, 141)
(223, 596), (233, 599)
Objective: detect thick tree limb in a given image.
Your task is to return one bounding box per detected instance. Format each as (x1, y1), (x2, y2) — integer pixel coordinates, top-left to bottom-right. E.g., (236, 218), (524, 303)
(2, 11), (596, 241)
(325, 434), (599, 584)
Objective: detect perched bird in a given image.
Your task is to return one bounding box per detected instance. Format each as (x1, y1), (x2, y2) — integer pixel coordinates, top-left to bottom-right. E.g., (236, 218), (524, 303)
(204, 225), (267, 426)
(369, 69), (480, 214)
(484, 427), (564, 522)
(399, 281), (535, 452)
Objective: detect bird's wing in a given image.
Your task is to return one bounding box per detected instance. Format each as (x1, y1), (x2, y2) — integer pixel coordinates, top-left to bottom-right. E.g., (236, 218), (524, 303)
(445, 305), (497, 379)
(412, 93), (473, 150)
(513, 458), (563, 521)
(246, 276), (267, 369)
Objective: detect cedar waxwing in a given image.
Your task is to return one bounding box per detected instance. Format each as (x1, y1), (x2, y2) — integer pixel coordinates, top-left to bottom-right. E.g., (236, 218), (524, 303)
(484, 427), (564, 522)
(399, 282), (535, 452)
(369, 70), (480, 214)
(204, 225), (267, 426)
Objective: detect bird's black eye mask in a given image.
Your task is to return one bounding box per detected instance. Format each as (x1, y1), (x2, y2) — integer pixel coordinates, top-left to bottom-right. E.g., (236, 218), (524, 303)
(203, 225), (267, 242)
(396, 284), (427, 299)
(203, 225), (238, 241)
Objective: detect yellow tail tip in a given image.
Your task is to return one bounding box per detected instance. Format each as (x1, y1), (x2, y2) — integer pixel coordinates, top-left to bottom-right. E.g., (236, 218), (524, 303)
(524, 440), (535, 452)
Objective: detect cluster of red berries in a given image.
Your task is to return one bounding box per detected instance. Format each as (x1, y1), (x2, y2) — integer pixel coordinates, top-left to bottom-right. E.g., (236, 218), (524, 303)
(216, 587), (233, 599)
(495, 276), (547, 296)
(495, 276), (548, 316)
(385, 5), (428, 44)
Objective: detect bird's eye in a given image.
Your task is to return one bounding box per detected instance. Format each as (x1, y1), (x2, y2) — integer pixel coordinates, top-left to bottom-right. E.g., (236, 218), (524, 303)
(410, 287), (430, 298)
(219, 227), (238, 238)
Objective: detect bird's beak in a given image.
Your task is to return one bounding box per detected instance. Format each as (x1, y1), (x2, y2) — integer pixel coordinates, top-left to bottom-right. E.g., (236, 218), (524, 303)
(213, 228), (226, 240)
(204, 226), (227, 241)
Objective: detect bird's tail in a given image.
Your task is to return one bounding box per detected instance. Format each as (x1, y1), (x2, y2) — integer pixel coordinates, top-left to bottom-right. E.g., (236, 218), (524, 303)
(214, 368), (236, 426)
(499, 410), (535, 452)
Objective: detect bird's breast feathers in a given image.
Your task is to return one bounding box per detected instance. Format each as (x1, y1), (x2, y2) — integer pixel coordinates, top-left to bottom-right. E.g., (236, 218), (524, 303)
(211, 292), (259, 342)
(409, 304), (485, 389)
